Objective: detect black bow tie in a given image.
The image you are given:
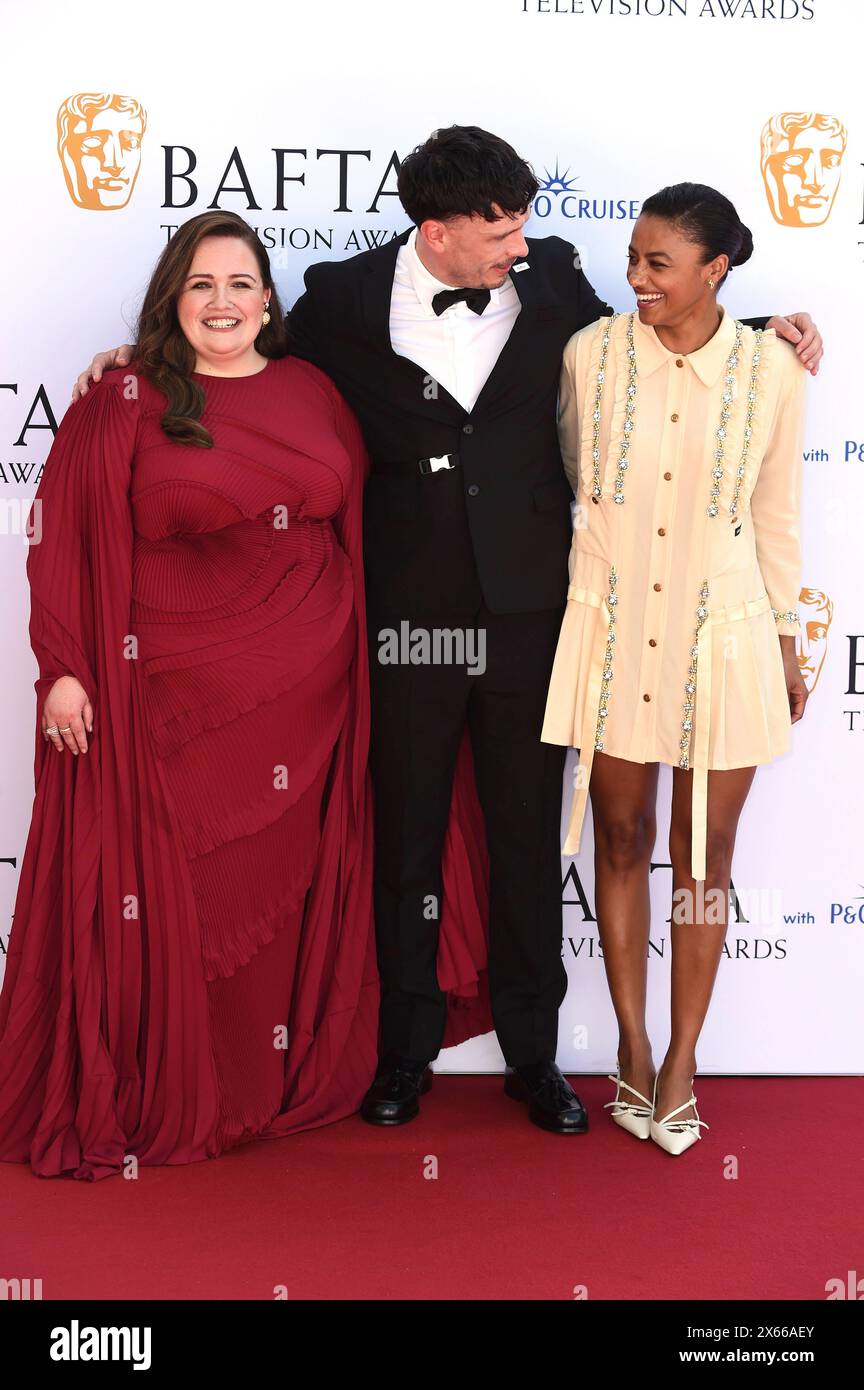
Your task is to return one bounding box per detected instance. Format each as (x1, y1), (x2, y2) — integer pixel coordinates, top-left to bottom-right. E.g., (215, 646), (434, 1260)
(431, 286), (491, 317)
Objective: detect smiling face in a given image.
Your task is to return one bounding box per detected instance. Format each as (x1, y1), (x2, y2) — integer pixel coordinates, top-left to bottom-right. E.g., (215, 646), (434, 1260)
(176, 236), (270, 371)
(626, 214), (726, 330)
(418, 204), (531, 288)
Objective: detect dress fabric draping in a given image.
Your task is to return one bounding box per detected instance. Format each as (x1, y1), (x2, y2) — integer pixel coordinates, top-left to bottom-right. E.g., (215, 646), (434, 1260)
(0, 356), (490, 1181)
(541, 308), (806, 880)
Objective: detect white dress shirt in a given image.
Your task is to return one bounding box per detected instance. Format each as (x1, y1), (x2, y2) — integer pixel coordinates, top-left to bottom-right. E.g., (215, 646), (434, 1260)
(388, 228), (522, 413)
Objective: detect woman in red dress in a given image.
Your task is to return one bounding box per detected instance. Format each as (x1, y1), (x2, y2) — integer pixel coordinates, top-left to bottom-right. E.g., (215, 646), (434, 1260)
(0, 212), (386, 1178)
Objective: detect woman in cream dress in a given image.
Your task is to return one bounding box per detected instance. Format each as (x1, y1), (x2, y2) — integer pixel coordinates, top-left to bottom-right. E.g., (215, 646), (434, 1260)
(541, 184), (809, 1154)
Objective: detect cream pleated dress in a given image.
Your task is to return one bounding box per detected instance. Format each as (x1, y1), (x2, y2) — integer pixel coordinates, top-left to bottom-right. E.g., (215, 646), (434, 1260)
(541, 305), (806, 880)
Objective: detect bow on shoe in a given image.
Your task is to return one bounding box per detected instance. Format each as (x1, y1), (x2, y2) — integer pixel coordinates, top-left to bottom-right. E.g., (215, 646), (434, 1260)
(537, 1072), (580, 1109)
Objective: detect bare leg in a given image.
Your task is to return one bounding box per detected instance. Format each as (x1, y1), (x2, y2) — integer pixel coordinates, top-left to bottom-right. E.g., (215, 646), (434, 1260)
(589, 751), (660, 1108)
(659, 764), (758, 1122)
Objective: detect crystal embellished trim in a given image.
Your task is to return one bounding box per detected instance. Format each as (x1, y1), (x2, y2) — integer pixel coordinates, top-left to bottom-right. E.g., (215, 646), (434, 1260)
(709, 326), (765, 519)
(772, 607), (800, 627)
(594, 566), (618, 752)
(678, 581), (710, 770)
(613, 316), (638, 504)
(706, 322), (742, 518)
(590, 315), (637, 504)
(590, 315), (616, 501)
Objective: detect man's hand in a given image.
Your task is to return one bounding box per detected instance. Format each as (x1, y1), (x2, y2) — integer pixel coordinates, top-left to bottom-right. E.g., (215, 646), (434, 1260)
(765, 313), (822, 376)
(72, 344), (135, 403)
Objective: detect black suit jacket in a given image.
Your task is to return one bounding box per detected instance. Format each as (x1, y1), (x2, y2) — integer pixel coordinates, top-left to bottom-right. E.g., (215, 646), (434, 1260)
(287, 228), (767, 617)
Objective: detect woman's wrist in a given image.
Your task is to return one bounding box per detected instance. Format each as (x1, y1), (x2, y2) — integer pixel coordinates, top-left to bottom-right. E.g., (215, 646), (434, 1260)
(779, 635), (798, 665)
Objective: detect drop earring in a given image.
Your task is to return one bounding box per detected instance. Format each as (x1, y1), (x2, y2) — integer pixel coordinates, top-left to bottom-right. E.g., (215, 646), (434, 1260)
(262, 301), (271, 326)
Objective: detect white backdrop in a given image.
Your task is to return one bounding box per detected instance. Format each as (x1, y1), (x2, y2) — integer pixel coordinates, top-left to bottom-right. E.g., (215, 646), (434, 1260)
(0, 0), (861, 1076)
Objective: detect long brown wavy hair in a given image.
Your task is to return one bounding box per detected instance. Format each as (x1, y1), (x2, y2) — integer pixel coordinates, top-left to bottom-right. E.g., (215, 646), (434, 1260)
(134, 211), (288, 448)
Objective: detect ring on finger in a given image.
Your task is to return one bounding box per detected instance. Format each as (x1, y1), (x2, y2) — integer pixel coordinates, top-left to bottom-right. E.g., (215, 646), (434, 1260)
(46, 724), (60, 735)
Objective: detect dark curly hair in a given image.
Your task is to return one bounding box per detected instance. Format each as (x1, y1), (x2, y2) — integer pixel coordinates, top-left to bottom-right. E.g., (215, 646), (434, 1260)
(397, 125), (538, 227)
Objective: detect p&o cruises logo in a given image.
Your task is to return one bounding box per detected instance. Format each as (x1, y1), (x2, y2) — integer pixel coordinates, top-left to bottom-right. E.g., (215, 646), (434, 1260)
(532, 160), (639, 222)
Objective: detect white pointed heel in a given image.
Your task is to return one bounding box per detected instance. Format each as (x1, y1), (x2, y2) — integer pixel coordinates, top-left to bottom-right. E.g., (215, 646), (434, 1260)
(603, 1072), (654, 1140)
(649, 1073), (709, 1156)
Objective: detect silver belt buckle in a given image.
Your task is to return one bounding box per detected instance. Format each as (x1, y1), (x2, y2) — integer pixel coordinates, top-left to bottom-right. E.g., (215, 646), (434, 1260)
(419, 452), (458, 475)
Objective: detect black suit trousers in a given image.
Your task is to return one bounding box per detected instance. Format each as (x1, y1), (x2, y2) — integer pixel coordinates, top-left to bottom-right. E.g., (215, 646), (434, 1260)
(367, 595), (568, 1067)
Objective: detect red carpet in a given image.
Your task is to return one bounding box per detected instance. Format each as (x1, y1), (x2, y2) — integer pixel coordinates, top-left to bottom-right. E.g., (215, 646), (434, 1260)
(1, 1076), (861, 1301)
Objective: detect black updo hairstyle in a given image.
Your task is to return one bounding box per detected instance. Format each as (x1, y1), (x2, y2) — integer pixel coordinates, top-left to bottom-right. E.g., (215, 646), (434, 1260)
(640, 182), (753, 289)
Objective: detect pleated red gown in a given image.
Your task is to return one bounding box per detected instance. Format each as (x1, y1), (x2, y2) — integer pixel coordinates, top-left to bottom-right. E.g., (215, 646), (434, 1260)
(0, 356), (491, 1180)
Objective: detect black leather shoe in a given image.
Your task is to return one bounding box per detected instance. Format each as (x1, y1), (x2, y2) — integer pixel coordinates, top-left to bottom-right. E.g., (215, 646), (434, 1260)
(360, 1055), (433, 1126)
(504, 1062), (588, 1134)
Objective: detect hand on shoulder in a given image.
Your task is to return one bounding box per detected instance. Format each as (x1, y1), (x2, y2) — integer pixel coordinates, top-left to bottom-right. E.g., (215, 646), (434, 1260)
(72, 343), (135, 404)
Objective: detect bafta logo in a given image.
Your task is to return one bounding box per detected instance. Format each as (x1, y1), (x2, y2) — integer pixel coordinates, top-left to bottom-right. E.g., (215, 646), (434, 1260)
(797, 589), (833, 693)
(760, 112), (846, 228)
(57, 93), (147, 210)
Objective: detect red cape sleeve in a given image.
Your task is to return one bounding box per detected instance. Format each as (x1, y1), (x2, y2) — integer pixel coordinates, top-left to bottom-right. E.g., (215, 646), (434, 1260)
(0, 375), (144, 1176)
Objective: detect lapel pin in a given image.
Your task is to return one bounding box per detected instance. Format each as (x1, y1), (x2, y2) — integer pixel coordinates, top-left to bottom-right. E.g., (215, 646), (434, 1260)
(512, 261), (530, 273)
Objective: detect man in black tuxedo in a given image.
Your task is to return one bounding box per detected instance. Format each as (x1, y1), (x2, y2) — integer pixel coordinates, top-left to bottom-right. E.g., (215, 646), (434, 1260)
(288, 130), (612, 1132)
(74, 125), (822, 1134)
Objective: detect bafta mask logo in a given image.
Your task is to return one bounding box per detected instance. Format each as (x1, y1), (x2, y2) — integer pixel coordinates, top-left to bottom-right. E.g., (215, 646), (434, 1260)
(760, 112), (846, 228)
(797, 588), (833, 693)
(57, 93), (147, 210)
